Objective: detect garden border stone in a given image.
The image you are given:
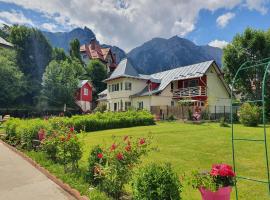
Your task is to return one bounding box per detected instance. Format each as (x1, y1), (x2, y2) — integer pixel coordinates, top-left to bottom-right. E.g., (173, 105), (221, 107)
(0, 139), (89, 200)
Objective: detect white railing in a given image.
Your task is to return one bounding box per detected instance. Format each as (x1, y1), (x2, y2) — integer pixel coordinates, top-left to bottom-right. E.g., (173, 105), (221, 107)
(173, 86), (207, 98)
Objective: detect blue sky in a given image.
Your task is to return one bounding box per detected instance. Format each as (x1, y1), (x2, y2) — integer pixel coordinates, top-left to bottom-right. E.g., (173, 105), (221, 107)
(0, 0), (269, 51)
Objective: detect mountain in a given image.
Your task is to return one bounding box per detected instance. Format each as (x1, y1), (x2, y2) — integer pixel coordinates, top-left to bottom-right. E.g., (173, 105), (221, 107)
(42, 27), (126, 64)
(127, 36), (222, 74)
(42, 27), (222, 74)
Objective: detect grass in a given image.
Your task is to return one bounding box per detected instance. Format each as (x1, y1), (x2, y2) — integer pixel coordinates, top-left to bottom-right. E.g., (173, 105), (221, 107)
(25, 122), (270, 199)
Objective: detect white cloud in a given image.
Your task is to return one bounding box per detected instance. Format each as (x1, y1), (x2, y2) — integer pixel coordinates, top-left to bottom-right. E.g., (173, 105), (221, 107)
(216, 12), (236, 28)
(40, 22), (58, 32)
(208, 40), (229, 48)
(0, 10), (34, 26)
(0, 0), (268, 50)
(245, 0), (269, 14)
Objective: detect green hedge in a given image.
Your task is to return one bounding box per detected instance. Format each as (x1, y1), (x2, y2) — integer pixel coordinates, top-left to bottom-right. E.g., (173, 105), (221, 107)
(4, 110), (155, 150)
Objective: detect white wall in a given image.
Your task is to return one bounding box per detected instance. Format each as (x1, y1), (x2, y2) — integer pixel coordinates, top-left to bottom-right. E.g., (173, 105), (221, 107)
(106, 77), (147, 111)
(206, 65), (231, 113)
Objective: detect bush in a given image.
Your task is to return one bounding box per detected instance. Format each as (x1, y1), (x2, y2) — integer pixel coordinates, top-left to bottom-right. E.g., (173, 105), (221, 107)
(4, 110), (155, 149)
(239, 103), (260, 127)
(42, 126), (82, 172)
(86, 145), (107, 185)
(132, 163), (182, 200)
(167, 115), (176, 121)
(87, 136), (152, 198)
(219, 117), (229, 127)
(5, 118), (52, 149)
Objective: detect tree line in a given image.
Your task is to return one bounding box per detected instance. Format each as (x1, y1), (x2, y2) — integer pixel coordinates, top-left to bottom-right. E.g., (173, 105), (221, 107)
(0, 25), (107, 111)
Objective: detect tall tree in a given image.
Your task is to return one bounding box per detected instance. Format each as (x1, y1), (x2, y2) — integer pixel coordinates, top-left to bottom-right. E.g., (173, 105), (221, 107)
(69, 38), (83, 64)
(85, 59), (107, 97)
(52, 47), (67, 61)
(9, 25), (52, 104)
(223, 27), (270, 118)
(223, 28), (270, 97)
(41, 59), (79, 108)
(0, 47), (25, 106)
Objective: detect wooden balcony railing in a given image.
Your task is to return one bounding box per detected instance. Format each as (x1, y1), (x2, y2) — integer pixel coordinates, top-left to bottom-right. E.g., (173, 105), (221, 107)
(173, 86), (207, 98)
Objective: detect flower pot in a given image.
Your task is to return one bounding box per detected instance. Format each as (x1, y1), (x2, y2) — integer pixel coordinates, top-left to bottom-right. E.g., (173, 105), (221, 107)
(199, 187), (232, 200)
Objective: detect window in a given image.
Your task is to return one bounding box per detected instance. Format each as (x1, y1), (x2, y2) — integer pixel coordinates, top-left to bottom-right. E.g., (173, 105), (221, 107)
(138, 101), (143, 110)
(120, 82), (123, 90)
(184, 79), (199, 87)
(111, 83), (120, 92)
(125, 102), (131, 110)
(84, 88), (88, 95)
(125, 82), (132, 90)
(171, 101), (175, 107)
(114, 103), (117, 111)
(171, 82), (174, 90)
(108, 85), (111, 92)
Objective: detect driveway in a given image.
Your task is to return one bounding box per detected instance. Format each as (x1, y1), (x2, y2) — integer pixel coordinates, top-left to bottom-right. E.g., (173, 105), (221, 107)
(0, 141), (76, 200)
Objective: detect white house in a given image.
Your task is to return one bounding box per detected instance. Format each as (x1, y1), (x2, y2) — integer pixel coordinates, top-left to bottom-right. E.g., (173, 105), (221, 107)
(98, 59), (231, 113)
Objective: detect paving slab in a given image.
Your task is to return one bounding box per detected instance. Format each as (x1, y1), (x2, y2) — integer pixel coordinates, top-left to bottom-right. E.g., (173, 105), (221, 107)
(0, 142), (76, 200)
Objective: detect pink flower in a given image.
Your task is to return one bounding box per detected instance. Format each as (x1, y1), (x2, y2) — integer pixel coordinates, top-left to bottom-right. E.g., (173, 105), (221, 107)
(70, 127), (74, 132)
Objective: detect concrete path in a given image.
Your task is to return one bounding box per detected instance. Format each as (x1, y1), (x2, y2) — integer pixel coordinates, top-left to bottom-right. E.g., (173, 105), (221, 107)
(0, 142), (76, 200)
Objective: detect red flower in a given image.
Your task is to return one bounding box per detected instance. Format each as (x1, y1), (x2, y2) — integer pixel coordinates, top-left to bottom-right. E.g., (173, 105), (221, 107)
(66, 133), (71, 141)
(139, 138), (146, 145)
(97, 153), (103, 159)
(70, 127), (74, 132)
(110, 143), (117, 151)
(210, 164), (235, 177)
(210, 168), (219, 176)
(125, 145), (131, 152)
(117, 152), (124, 160)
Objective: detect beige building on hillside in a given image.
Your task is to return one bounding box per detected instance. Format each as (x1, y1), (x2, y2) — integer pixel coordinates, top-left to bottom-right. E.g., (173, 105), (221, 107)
(98, 59), (231, 113)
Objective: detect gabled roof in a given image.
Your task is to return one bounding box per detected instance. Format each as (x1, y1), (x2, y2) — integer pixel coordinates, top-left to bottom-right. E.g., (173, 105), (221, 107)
(78, 80), (92, 88)
(151, 60), (214, 92)
(104, 59), (229, 97)
(133, 60), (221, 97)
(105, 59), (145, 81)
(0, 37), (13, 48)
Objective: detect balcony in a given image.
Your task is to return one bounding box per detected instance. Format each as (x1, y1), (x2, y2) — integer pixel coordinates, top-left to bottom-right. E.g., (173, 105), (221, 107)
(173, 86), (207, 98)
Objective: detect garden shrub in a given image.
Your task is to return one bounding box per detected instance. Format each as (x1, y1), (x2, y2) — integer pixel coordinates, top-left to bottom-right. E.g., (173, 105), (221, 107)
(86, 145), (106, 185)
(219, 117), (229, 127)
(239, 103), (260, 127)
(4, 110), (154, 150)
(132, 163), (182, 200)
(87, 136), (152, 198)
(167, 115), (176, 121)
(5, 118), (22, 146)
(42, 126), (82, 172)
(5, 118), (51, 149)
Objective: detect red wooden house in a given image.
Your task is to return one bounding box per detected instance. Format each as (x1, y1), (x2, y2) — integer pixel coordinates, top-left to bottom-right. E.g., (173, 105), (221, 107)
(75, 80), (94, 112)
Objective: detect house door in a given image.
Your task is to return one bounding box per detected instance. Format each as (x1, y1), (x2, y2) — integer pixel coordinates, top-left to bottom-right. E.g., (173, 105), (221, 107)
(114, 103), (117, 111)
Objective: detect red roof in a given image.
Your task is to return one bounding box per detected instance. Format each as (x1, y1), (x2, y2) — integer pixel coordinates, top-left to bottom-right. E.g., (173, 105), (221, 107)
(80, 40), (116, 66)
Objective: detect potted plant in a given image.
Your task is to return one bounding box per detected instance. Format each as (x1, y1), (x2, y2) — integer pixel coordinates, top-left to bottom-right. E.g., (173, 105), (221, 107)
(190, 164), (236, 200)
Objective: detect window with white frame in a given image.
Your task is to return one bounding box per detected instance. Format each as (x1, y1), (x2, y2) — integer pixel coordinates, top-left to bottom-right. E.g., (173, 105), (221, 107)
(84, 88), (88, 95)
(138, 101), (143, 110)
(125, 102), (131, 110)
(125, 82), (132, 90)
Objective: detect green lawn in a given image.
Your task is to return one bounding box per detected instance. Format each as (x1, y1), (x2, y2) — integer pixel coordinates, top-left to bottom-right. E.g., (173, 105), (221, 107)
(78, 121), (270, 200)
